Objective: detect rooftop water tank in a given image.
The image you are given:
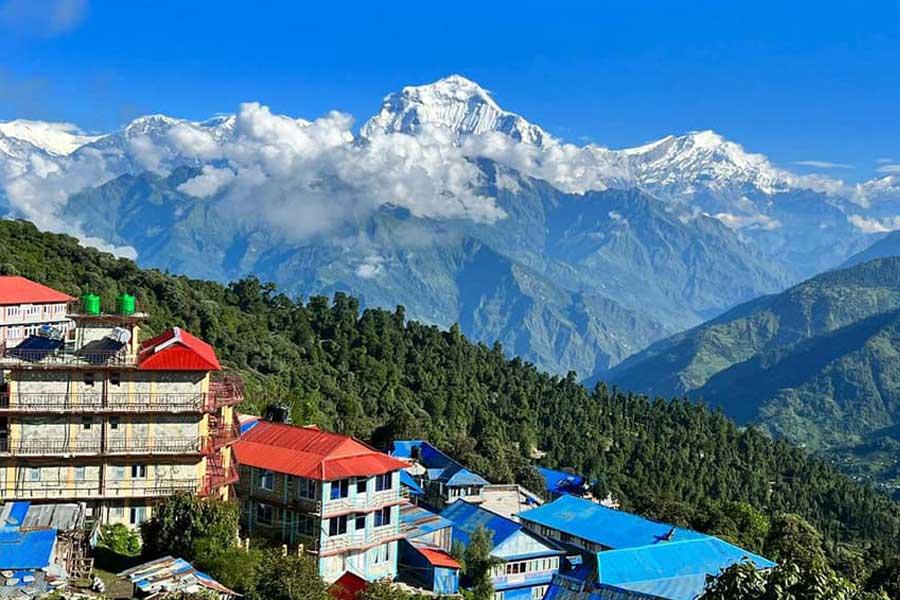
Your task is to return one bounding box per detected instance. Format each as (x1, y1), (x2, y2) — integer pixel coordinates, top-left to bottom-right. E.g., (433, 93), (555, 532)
(82, 293), (100, 315)
(117, 293), (135, 316)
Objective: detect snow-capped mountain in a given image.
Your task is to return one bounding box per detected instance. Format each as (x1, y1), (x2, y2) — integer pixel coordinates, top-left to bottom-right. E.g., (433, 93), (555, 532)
(0, 119), (100, 156)
(362, 74), (550, 146)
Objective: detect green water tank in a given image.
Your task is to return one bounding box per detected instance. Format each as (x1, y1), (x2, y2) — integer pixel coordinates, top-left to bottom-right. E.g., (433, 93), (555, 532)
(117, 293), (136, 316)
(82, 293), (101, 315)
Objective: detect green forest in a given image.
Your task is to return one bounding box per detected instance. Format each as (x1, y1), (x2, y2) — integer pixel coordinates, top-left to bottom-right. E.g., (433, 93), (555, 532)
(2, 219), (900, 592)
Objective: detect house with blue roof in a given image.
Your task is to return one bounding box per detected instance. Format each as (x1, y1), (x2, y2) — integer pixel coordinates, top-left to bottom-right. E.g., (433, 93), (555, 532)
(391, 440), (489, 509)
(0, 501), (63, 595)
(521, 496), (776, 600)
(519, 495), (706, 554)
(538, 467), (591, 499)
(398, 502), (461, 594)
(441, 500), (566, 600)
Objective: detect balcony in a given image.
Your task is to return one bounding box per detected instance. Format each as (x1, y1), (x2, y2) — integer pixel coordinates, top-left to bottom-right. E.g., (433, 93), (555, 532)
(0, 435), (205, 457)
(206, 416), (240, 452)
(0, 341), (135, 369)
(208, 375), (244, 409)
(318, 525), (402, 555)
(200, 458), (239, 497)
(322, 489), (402, 518)
(5, 479), (201, 501)
(0, 392), (207, 414)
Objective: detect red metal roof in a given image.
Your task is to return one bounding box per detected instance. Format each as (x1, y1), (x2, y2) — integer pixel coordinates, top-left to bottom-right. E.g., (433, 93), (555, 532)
(234, 421), (408, 481)
(138, 327), (221, 371)
(328, 571), (368, 600)
(415, 545), (461, 569)
(0, 276), (73, 306)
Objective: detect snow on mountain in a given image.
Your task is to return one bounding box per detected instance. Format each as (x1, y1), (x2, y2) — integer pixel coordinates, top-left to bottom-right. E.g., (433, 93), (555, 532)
(0, 119), (100, 156)
(362, 74), (550, 146)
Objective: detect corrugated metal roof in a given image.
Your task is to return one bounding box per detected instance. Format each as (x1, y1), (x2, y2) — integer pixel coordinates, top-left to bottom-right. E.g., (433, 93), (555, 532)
(0, 529), (56, 570)
(328, 571), (368, 600)
(597, 537), (775, 585)
(519, 495), (706, 550)
(234, 421), (408, 481)
(440, 500), (520, 549)
(400, 471), (424, 496)
(119, 555), (238, 598)
(0, 276), (73, 305)
(538, 467), (588, 495)
(415, 545), (461, 569)
(391, 440), (488, 487)
(400, 503), (453, 539)
(138, 327), (221, 371)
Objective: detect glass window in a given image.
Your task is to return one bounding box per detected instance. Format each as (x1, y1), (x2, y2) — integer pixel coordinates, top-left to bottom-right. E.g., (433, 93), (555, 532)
(110, 372), (121, 386)
(131, 464), (147, 479)
(329, 515), (348, 536)
(375, 473), (393, 491)
(82, 416), (93, 430)
(354, 513), (366, 531)
(109, 466), (125, 481)
(297, 514), (316, 537)
(83, 373), (95, 387)
(73, 466), (86, 481)
(110, 416), (120, 430)
(297, 477), (316, 499)
(330, 478), (349, 499)
(259, 470), (274, 491)
(256, 503), (273, 525)
(374, 506), (392, 528)
(356, 477), (367, 494)
(372, 543), (390, 564)
(27, 467), (41, 482)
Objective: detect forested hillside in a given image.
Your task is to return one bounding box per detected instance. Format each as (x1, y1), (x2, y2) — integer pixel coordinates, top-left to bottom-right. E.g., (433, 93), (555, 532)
(1, 219), (899, 558)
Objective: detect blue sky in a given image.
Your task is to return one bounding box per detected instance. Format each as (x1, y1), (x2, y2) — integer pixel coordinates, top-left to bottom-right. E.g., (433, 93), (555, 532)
(1, 0), (898, 182)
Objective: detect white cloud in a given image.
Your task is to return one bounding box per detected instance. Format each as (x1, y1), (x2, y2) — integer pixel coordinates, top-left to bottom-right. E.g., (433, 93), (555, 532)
(356, 255), (385, 279)
(847, 214), (900, 234)
(877, 158), (895, 165)
(792, 160), (852, 169)
(177, 165), (235, 198)
(713, 212), (781, 231)
(876, 164), (900, 174)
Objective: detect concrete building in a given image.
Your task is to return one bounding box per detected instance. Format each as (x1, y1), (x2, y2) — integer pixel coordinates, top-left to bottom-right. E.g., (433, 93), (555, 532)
(0, 296), (242, 527)
(441, 500), (565, 600)
(0, 276), (73, 348)
(390, 440), (489, 509)
(234, 420), (409, 583)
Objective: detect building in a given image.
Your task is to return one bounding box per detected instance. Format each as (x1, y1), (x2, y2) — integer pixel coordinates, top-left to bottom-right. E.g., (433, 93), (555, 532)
(0, 276), (73, 348)
(398, 502), (460, 594)
(0, 295), (242, 527)
(522, 496), (776, 600)
(119, 556), (239, 599)
(519, 495), (706, 554)
(441, 500), (565, 600)
(234, 420), (409, 583)
(537, 467), (590, 499)
(390, 440), (489, 509)
(480, 483), (542, 522)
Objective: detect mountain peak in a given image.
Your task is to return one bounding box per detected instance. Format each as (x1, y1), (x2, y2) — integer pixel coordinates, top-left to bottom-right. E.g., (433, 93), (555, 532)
(361, 75), (549, 146)
(0, 119), (100, 156)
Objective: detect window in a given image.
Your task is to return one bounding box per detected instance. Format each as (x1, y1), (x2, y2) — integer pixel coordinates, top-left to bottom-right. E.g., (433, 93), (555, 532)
(6, 306), (18, 318)
(256, 503), (274, 525)
(531, 586), (548, 600)
(131, 464), (147, 479)
(354, 513), (366, 531)
(328, 515), (348, 536)
(374, 506), (392, 528)
(73, 466), (86, 481)
(297, 477), (316, 499)
(372, 543), (390, 564)
(82, 416), (93, 430)
(130, 506), (147, 526)
(83, 373), (95, 387)
(330, 478), (349, 500)
(297, 514), (316, 537)
(110, 505), (125, 520)
(375, 473), (393, 492)
(259, 470), (274, 491)
(356, 477), (368, 494)
(26, 467), (41, 482)
(110, 372), (121, 386)
(109, 466), (125, 481)
(109, 416), (120, 430)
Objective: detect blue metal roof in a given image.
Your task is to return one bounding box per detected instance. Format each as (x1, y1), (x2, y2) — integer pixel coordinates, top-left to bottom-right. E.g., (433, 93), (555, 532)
(400, 471), (425, 496)
(401, 503), (454, 539)
(538, 467), (588, 495)
(392, 440), (488, 487)
(519, 495), (706, 550)
(0, 529), (56, 570)
(441, 501), (520, 549)
(596, 537), (776, 600)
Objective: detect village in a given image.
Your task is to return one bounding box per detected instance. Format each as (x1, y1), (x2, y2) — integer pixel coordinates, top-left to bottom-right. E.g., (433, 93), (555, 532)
(0, 276), (775, 600)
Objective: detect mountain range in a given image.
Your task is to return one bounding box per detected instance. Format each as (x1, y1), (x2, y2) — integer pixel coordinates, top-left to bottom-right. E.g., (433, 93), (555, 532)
(2, 75), (899, 378)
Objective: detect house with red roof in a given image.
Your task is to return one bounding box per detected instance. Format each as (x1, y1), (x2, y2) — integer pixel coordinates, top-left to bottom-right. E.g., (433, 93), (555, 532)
(0, 276), (73, 348)
(0, 291), (243, 527)
(234, 420), (408, 583)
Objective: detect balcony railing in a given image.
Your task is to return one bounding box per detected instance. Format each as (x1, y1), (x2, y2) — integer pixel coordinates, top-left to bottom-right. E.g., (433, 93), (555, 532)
(209, 375), (244, 408)
(0, 392), (207, 413)
(322, 489), (402, 517)
(0, 342), (135, 369)
(206, 418), (240, 451)
(200, 463), (240, 497)
(0, 435), (204, 457)
(318, 525), (402, 555)
(4, 479), (201, 500)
